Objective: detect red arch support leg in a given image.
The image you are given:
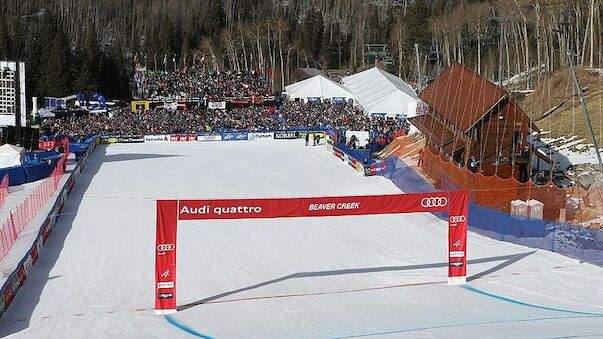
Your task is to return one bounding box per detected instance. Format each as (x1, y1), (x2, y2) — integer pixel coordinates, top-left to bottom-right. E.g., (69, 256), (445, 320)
(155, 200), (178, 314)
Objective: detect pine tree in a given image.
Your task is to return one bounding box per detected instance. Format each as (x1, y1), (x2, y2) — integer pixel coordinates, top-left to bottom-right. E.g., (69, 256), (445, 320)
(11, 17), (24, 60)
(75, 24), (101, 93)
(42, 32), (71, 97)
(0, 15), (12, 59)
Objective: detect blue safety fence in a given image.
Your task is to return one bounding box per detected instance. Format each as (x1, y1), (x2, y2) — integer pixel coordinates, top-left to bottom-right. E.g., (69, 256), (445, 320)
(381, 155), (603, 267)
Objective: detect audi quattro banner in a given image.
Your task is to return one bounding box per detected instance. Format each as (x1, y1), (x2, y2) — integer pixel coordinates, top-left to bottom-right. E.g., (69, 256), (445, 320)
(155, 191), (468, 313)
(248, 132), (274, 141)
(274, 131), (298, 139)
(178, 193), (457, 221)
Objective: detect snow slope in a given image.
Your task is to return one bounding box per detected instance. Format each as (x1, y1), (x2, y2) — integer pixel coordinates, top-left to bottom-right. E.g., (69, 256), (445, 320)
(0, 140), (602, 338)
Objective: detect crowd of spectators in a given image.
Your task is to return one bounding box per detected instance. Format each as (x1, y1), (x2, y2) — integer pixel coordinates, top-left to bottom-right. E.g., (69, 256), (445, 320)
(135, 68), (270, 101)
(42, 100), (407, 148)
(48, 68), (408, 149)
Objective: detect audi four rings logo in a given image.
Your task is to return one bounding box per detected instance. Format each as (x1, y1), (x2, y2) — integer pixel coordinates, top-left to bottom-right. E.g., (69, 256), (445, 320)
(449, 215), (466, 223)
(420, 197), (448, 208)
(157, 244), (175, 252)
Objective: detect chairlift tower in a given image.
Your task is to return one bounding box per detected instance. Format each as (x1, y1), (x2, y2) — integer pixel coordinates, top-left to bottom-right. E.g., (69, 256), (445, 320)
(366, 44), (392, 68)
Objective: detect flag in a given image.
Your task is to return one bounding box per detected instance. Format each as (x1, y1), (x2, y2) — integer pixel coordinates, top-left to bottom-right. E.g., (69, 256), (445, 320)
(92, 91), (107, 108)
(76, 92), (87, 106)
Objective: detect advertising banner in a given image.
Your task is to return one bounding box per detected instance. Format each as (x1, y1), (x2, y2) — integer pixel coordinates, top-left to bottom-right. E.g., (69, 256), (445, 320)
(155, 191), (468, 313)
(221, 132), (248, 141)
(176, 193), (457, 221)
(448, 191), (468, 282)
(169, 134), (196, 142)
(298, 131), (325, 139)
(274, 131), (298, 140)
(248, 132), (274, 141)
(39, 141), (55, 150)
(144, 135), (170, 143)
(155, 200), (178, 312)
(118, 135), (144, 143)
(208, 101), (226, 110)
(197, 134), (223, 142)
(100, 136), (120, 144)
(229, 98), (250, 105)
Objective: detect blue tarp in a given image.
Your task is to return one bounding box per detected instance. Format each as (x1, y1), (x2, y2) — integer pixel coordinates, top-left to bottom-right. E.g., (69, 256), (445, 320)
(336, 142), (374, 164)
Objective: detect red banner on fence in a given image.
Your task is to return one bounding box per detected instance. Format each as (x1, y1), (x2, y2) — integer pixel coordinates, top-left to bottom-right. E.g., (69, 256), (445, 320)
(155, 191), (468, 313)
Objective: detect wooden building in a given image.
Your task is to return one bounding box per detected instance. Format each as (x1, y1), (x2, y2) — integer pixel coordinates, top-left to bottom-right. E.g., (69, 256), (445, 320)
(410, 63), (541, 181)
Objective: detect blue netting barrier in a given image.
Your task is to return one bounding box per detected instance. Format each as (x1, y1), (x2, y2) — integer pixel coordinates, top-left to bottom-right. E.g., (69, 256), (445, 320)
(381, 155), (603, 267)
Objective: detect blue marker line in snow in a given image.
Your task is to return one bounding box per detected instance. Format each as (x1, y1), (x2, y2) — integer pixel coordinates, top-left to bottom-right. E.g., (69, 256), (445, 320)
(164, 315), (214, 339)
(331, 315), (603, 338)
(461, 285), (603, 316)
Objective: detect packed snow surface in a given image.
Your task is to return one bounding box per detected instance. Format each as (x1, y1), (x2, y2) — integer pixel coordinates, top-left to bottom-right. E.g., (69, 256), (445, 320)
(1, 140), (602, 338)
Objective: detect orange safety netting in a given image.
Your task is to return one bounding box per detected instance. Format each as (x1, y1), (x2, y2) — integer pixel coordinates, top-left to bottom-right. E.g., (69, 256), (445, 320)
(420, 147), (566, 221)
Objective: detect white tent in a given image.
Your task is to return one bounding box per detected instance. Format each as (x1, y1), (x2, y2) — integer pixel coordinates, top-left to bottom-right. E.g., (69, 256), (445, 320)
(284, 75), (355, 102)
(342, 67), (426, 117)
(0, 144), (25, 169)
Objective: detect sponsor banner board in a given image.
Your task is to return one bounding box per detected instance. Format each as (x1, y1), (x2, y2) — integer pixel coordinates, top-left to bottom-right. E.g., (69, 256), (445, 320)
(248, 132), (274, 141)
(144, 135), (170, 143)
(222, 132), (248, 141)
(100, 136), (120, 144)
(169, 134), (196, 142)
(39, 140), (55, 150)
(274, 131), (298, 140)
(208, 101), (226, 110)
(298, 131), (325, 139)
(197, 134), (223, 142)
(118, 135), (144, 143)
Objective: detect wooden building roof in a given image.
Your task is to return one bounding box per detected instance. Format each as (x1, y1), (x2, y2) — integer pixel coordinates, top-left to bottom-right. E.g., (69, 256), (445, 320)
(418, 63), (536, 133)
